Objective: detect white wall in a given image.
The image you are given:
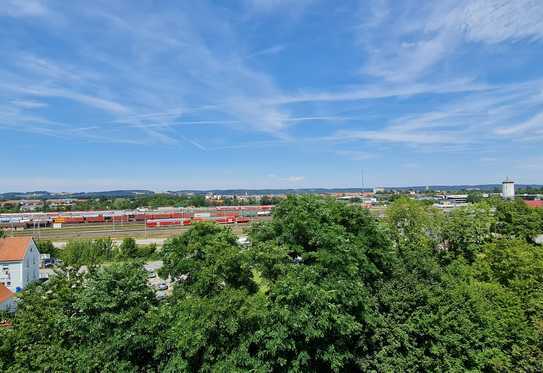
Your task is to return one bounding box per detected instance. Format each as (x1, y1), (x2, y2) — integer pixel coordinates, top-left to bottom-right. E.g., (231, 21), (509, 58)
(0, 261), (23, 293)
(23, 240), (40, 288)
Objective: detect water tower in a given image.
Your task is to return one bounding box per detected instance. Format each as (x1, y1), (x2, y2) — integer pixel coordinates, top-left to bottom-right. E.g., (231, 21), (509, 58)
(502, 177), (515, 199)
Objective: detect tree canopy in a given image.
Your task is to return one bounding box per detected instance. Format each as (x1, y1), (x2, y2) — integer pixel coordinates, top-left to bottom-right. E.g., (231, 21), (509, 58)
(1, 195), (542, 371)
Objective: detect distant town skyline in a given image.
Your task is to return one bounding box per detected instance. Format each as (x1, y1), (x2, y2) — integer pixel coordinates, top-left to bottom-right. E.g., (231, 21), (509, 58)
(2, 1), (543, 191)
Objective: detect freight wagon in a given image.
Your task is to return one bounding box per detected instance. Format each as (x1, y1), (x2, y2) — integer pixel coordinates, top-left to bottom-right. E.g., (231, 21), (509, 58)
(63, 216), (85, 224)
(145, 218), (192, 228)
(111, 215), (129, 223)
(85, 215), (105, 223)
(215, 217), (236, 224)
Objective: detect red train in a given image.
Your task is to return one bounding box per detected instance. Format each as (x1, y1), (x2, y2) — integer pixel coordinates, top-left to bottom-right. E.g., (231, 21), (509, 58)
(7, 205), (275, 229)
(146, 218), (192, 228)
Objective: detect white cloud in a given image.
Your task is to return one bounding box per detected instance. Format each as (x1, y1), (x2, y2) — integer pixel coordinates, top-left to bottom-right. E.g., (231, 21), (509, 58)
(244, 0), (313, 14)
(267, 174), (305, 183)
(246, 44), (286, 58)
(336, 130), (459, 145)
(286, 176), (304, 182)
(11, 100), (47, 109)
(15, 85), (130, 114)
(0, 3), (296, 143)
(336, 150), (376, 161)
(359, 0), (543, 82)
(495, 111), (543, 135)
(434, 0), (543, 44)
(1, 0), (49, 18)
(268, 78), (490, 105)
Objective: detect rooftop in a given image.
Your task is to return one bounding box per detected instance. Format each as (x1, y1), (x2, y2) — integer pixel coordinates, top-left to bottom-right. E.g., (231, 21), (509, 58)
(0, 236), (33, 262)
(525, 200), (543, 208)
(0, 283), (14, 304)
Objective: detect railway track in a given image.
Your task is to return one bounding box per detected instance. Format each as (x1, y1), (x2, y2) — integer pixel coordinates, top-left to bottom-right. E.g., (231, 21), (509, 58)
(8, 218), (270, 241)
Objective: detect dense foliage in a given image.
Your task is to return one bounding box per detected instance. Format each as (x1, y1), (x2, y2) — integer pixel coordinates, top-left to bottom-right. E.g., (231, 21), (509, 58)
(58, 238), (157, 266)
(1, 196), (542, 371)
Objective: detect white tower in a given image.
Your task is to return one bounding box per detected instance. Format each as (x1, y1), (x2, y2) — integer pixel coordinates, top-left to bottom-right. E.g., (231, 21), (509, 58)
(502, 177), (515, 199)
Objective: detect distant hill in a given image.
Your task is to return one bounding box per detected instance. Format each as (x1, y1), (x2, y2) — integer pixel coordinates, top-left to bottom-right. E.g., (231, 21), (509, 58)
(170, 184), (543, 195)
(1, 185), (542, 200)
(0, 190), (155, 200)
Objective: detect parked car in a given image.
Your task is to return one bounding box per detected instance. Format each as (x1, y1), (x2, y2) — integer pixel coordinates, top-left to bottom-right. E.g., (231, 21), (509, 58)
(148, 271), (157, 278)
(157, 283), (168, 291)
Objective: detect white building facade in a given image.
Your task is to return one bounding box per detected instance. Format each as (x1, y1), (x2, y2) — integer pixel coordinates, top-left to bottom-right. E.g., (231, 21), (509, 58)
(0, 237), (41, 293)
(502, 178), (515, 199)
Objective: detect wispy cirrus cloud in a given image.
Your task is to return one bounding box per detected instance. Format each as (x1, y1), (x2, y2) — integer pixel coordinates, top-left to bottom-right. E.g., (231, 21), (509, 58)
(2, 0), (543, 191)
(0, 1), (296, 145)
(244, 0), (314, 15)
(1, 0), (50, 18)
(267, 174), (305, 183)
(495, 111), (543, 135)
(246, 44), (286, 58)
(336, 150), (376, 161)
(358, 0), (543, 82)
(11, 100), (48, 109)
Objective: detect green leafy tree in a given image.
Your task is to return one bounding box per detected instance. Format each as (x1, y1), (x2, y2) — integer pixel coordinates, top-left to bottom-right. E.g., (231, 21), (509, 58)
(367, 269), (541, 371)
(61, 238), (117, 266)
(35, 240), (58, 258)
(244, 196), (395, 371)
(1, 263), (157, 371)
(161, 222), (256, 296)
(440, 204), (495, 263)
(475, 239), (543, 321)
(1, 195), (543, 371)
(119, 237), (138, 258)
(494, 199), (541, 242)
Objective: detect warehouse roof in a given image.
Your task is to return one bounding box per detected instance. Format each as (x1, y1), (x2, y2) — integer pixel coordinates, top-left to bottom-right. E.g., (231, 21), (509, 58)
(0, 236), (33, 262)
(525, 200), (543, 208)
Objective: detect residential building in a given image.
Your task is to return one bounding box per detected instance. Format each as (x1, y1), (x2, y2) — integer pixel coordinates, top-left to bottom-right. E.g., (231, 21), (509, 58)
(0, 237), (41, 293)
(19, 199), (45, 212)
(0, 283), (15, 312)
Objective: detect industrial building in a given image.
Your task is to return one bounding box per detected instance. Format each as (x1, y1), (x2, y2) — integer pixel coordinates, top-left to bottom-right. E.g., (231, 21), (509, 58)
(502, 178), (515, 199)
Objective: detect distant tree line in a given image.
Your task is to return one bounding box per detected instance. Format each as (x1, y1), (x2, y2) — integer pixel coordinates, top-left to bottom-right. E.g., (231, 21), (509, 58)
(1, 196), (542, 371)
(65, 194), (283, 211)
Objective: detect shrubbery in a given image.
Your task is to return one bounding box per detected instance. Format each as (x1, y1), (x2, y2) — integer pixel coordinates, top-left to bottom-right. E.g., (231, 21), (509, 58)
(1, 196), (542, 371)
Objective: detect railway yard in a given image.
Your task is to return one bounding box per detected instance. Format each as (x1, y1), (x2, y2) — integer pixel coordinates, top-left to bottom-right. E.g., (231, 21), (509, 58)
(0, 205), (273, 241)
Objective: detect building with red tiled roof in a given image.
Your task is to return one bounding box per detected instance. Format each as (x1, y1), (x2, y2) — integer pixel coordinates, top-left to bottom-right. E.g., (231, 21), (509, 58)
(0, 283), (15, 312)
(0, 237), (40, 293)
(525, 200), (543, 208)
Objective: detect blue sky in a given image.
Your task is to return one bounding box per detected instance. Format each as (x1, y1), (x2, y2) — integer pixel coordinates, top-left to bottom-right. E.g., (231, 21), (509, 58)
(1, 0), (543, 191)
